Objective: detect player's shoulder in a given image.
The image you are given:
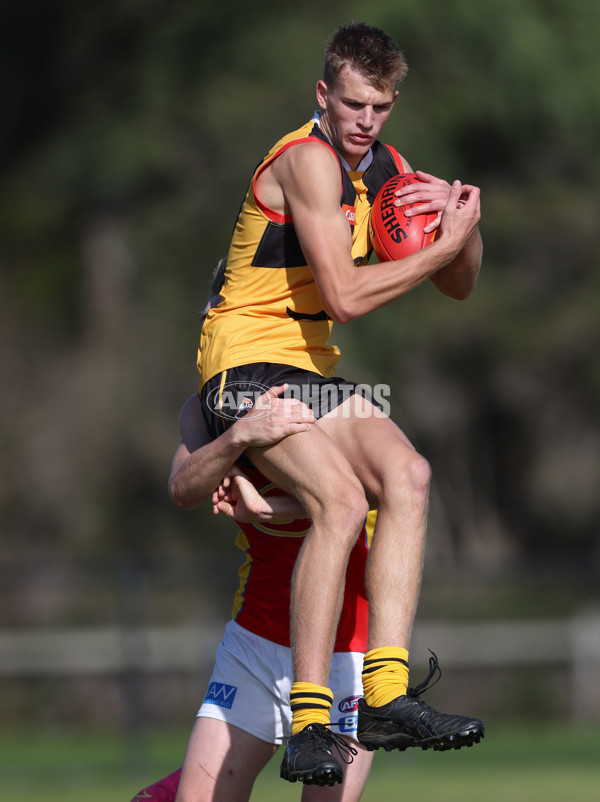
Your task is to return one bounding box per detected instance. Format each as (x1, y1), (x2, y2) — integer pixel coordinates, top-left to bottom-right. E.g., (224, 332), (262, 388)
(270, 120), (338, 165)
(273, 137), (339, 189)
(258, 121), (339, 196)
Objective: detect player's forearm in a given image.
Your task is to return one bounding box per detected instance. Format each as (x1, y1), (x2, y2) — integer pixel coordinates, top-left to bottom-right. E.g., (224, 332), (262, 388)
(429, 227), (482, 299)
(168, 426), (248, 509)
(321, 240), (457, 323)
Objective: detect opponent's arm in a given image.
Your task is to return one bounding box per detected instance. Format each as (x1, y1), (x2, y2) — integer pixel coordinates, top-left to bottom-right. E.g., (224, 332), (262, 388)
(168, 385), (314, 509)
(270, 144), (480, 322)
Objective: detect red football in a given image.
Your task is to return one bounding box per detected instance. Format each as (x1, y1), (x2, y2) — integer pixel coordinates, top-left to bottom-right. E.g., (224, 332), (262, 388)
(370, 173), (438, 262)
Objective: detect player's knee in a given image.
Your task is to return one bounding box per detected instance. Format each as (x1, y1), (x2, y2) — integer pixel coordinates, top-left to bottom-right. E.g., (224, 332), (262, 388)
(381, 451), (431, 506)
(407, 451), (431, 496)
(308, 476), (368, 543)
(341, 483), (370, 536)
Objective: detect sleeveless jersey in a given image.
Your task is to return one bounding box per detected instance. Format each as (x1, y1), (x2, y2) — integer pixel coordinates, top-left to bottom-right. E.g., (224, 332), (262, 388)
(231, 468), (375, 652)
(198, 120), (405, 388)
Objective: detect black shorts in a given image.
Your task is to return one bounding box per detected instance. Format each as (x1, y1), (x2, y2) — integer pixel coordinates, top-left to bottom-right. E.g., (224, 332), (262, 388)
(200, 362), (379, 441)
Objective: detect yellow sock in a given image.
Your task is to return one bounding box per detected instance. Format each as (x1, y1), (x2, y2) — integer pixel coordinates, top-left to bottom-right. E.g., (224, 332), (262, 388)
(290, 682), (333, 736)
(362, 647), (410, 708)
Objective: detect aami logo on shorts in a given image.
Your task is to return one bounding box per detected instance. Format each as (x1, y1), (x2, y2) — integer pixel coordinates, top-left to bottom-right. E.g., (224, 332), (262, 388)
(204, 682), (238, 709)
(339, 695), (362, 713)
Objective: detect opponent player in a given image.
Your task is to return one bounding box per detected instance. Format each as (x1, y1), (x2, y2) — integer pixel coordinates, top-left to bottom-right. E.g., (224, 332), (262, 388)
(196, 21), (484, 785)
(130, 386), (374, 802)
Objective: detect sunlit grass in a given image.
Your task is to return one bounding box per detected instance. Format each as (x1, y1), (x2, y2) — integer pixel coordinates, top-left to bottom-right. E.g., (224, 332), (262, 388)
(1, 722), (599, 802)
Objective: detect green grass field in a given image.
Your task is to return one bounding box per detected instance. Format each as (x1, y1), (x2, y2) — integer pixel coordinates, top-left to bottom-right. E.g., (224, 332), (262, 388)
(1, 723), (599, 801)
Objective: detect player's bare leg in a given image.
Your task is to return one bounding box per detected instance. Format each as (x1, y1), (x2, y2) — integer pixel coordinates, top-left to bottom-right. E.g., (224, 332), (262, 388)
(247, 426), (369, 687)
(318, 395), (485, 752)
(247, 426), (369, 785)
(318, 395), (429, 650)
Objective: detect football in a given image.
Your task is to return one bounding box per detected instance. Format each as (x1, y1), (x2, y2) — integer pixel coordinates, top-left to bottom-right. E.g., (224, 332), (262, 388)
(370, 173), (438, 262)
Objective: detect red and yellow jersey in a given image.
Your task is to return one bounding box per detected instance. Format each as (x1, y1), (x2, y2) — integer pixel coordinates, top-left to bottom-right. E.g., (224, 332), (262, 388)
(231, 469), (375, 652)
(198, 120), (406, 388)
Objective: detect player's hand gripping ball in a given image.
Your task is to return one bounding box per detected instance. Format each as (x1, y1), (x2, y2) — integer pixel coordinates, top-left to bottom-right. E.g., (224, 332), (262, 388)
(370, 173), (438, 262)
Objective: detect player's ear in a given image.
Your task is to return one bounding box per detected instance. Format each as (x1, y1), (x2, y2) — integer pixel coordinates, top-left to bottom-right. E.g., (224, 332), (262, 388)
(316, 79), (328, 110)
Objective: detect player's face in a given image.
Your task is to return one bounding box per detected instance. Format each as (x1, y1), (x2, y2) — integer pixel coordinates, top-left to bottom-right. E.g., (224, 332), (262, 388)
(316, 66), (398, 169)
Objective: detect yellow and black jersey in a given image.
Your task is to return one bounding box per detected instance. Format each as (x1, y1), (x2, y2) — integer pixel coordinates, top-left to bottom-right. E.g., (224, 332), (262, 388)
(198, 120), (406, 387)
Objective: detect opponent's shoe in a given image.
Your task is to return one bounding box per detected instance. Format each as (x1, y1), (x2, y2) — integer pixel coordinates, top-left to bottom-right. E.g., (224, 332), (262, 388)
(280, 723), (357, 786)
(357, 651), (485, 752)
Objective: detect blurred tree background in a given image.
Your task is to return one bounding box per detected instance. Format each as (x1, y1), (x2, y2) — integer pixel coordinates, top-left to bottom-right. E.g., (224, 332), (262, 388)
(1, 0), (599, 732)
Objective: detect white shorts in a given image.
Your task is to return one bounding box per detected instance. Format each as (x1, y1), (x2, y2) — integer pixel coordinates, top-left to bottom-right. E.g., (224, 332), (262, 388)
(197, 620), (364, 745)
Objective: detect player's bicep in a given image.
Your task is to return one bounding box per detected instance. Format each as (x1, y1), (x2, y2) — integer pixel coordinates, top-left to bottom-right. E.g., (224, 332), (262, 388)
(299, 207), (354, 315)
(278, 146), (355, 315)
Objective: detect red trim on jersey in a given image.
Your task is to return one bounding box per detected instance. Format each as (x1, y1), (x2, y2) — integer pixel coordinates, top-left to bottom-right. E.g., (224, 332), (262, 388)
(253, 137), (344, 224)
(383, 143), (407, 173)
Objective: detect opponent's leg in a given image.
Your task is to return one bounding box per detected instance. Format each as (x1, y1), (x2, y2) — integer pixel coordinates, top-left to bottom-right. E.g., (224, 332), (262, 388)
(174, 717), (276, 802)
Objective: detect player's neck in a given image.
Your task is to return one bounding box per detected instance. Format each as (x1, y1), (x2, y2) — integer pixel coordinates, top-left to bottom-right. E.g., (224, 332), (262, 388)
(316, 112), (371, 172)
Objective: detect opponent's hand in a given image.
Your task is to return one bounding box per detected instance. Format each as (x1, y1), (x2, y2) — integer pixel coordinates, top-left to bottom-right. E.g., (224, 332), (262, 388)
(212, 466), (279, 522)
(232, 383), (315, 448)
